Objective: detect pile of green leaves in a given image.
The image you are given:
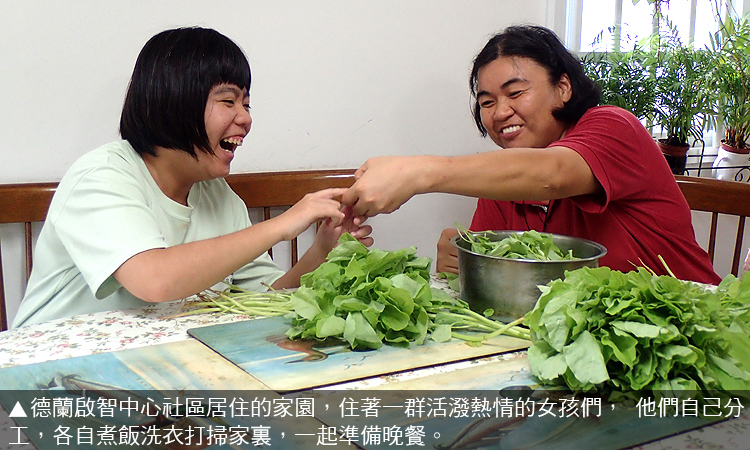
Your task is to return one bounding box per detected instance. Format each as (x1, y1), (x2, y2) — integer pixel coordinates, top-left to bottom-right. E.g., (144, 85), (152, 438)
(458, 228), (577, 261)
(286, 234), (529, 349)
(525, 266), (750, 402)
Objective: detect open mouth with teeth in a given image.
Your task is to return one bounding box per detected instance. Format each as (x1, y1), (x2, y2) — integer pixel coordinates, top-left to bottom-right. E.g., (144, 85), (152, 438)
(219, 137), (243, 153)
(501, 125), (521, 135)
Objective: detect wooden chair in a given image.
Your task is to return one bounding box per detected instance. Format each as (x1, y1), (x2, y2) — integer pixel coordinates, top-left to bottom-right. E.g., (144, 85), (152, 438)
(0, 182), (57, 331)
(0, 169), (355, 331)
(675, 175), (750, 276)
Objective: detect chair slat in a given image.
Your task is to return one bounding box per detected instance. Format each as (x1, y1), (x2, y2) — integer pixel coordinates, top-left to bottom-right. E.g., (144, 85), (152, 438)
(0, 245), (6, 331)
(0, 183), (56, 331)
(708, 213), (718, 263)
(263, 207), (273, 258)
(733, 216), (746, 276)
(291, 238), (299, 266)
(24, 222), (33, 282)
(675, 175), (750, 277)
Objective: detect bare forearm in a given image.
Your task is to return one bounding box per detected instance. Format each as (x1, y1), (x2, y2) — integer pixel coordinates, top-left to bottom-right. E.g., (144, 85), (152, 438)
(421, 147), (597, 201)
(270, 243), (328, 290)
(344, 146), (599, 218)
(114, 218), (285, 302)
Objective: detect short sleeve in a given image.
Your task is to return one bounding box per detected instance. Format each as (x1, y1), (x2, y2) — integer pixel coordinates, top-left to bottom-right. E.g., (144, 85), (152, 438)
(552, 106), (669, 212)
(51, 165), (168, 298)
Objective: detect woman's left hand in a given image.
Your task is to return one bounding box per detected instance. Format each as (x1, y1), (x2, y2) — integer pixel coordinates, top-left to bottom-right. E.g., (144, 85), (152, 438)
(314, 205), (374, 253)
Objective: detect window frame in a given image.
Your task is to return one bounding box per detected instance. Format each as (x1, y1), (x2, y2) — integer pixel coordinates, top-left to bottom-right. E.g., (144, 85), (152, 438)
(564, 0), (744, 53)
(562, 0), (747, 173)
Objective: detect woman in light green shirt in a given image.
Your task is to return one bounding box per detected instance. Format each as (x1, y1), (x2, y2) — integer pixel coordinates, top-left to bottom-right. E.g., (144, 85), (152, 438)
(13, 27), (372, 328)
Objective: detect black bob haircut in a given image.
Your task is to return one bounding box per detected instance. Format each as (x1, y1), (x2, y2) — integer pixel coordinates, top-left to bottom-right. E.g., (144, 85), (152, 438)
(120, 27), (251, 157)
(470, 25), (601, 136)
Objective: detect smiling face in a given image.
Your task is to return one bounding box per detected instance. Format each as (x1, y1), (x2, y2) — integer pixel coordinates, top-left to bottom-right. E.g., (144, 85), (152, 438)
(198, 83), (252, 178)
(476, 56), (572, 149)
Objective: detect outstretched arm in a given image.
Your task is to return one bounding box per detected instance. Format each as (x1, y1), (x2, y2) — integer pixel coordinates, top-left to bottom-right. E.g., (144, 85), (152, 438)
(341, 146), (600, 217)
(114, 188), (349, 302)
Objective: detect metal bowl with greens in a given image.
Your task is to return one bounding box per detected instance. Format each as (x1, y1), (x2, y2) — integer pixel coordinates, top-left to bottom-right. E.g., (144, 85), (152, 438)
(451, 229), (607, 321)
(458, 228), (578, 261)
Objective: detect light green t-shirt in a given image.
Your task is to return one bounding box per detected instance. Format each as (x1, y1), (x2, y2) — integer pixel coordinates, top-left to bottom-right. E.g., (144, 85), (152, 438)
(12, 140), (284, 328)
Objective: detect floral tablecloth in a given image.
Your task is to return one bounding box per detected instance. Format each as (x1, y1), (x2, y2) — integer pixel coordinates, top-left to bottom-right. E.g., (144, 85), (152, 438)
(0, 300), (251, 370)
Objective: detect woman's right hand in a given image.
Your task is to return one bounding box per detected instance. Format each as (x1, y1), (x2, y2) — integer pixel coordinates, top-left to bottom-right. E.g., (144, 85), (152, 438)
(278, 188), (348, 241)
(436, 228), (460, 274)
(342, 156), (425, 217)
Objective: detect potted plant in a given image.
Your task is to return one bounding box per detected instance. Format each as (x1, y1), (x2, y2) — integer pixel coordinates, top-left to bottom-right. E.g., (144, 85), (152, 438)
(709, 14), (750, 179)
(582, 42), (656, 123)
(648, 30), (715, 175)
(710, 15), (750, 152)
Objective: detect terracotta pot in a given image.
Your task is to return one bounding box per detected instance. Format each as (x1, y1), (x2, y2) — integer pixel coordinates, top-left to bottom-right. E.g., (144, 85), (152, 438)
(720, 141), (750, 155)
(657, 139), (690, 157)
(657, 139), (689, 175)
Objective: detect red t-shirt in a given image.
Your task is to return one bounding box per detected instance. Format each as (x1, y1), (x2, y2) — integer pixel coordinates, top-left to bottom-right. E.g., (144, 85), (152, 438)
(470, 105), (721, 285)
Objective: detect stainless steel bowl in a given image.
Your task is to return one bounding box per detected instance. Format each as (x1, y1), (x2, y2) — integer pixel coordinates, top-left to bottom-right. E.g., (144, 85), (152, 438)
(451, 231), (607, 322)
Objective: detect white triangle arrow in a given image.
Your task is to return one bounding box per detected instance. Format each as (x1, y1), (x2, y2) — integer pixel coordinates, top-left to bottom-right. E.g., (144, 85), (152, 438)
(9, 402), (27, 418)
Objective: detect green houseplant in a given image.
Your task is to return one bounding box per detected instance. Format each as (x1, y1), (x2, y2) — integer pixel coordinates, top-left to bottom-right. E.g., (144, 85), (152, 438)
(646, 26), (715, 175)
(582, 42), (656, 123)
(710, 14), (750, 153)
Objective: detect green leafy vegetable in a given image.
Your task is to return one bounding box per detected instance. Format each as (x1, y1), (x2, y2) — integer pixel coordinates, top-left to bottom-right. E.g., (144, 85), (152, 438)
(181, 235), (530, 349)
(524, 265), (750, 402)
(438, 272), (461, 292)
(457, 227), (577, 261)
(286, 234), (529, 349)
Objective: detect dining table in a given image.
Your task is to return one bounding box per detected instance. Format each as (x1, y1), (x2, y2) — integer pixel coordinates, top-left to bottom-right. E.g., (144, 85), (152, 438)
(0, 275), (748, 450)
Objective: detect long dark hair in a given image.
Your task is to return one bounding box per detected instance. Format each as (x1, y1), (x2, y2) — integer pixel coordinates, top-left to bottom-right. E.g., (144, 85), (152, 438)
(470, 25), (601, 136)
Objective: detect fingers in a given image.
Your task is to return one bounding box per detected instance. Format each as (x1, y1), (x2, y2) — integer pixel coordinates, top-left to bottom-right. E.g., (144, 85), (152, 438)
(300, 187), (375, 240)
(342, 161), (379, 216)
(340, 183), (359, 210)
(354, 161), (369, 179)
(340, 185), (372, 219)
(440, 228), (460, 240)
(349, 224), (373, 239)
(436, 251), (459, 273)
(356, 236), (375, 247)
(436, 228), (460, 274)
(340, 204), (369, 228)
(315, 187), (349, 201)
(312, 188), (353, 222)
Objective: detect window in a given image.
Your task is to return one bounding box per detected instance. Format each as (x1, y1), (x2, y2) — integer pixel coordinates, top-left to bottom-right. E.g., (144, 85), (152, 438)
(568, 0), (737, 53)
(566, 0), (748, 174)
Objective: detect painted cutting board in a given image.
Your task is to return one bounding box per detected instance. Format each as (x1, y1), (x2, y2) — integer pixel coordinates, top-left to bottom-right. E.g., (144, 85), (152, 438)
(188, 315), (530, 393)
(0, 340), (355, 449)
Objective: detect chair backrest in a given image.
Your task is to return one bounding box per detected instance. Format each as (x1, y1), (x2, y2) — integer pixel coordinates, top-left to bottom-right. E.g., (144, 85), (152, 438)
(0, 182), (57, 331)
(675, 175), (750, 277)
(0, 169), (355, 331)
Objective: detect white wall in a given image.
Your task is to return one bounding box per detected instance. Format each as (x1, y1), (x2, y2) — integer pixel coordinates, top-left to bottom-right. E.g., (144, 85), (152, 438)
(0, 1), (552, 323)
